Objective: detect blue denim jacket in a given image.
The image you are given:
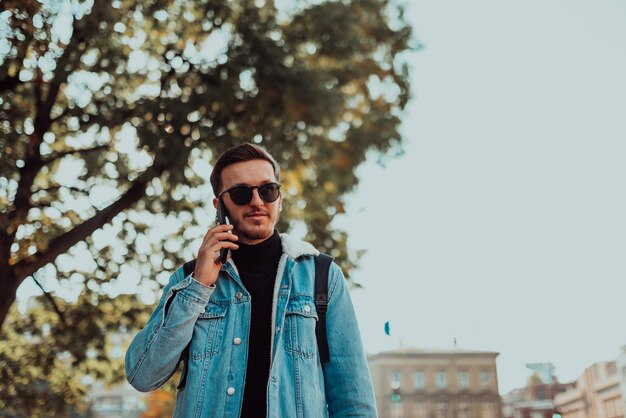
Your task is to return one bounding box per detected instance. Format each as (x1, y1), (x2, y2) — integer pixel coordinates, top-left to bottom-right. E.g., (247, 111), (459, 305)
(125, 234), (377, 417)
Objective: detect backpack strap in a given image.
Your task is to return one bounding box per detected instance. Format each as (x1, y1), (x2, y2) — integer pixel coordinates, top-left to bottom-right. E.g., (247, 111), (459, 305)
(315, 253), (334, 364)
(182, 259), (197, 278)
(177, 259), (197, 390)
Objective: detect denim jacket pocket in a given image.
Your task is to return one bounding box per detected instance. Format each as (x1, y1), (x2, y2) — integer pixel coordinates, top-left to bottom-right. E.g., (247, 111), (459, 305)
(284, 295), (319, 359)
(190, 302), (228, 360)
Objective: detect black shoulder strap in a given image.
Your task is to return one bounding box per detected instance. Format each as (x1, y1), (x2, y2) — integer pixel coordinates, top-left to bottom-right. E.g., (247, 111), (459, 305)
(182, 259), (197, 277)
(315, 253), (333, 364)
(177, 259), (196, 390)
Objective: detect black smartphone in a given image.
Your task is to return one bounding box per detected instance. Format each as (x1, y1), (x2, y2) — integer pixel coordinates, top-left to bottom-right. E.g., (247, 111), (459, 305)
(216, 198), (230, 264)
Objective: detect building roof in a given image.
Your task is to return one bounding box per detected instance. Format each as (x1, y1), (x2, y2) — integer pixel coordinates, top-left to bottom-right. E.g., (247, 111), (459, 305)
(368, 347), (500, 359)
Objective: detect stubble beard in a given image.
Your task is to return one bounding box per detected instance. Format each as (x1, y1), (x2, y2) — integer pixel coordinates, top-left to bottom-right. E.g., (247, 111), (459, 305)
(231, 214), (277, 243)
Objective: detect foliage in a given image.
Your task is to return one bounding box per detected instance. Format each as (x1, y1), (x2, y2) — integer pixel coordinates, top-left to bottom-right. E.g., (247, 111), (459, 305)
(528, 372), (543, 386)
(0, 0), (415, 414)
(0, 294), (152, 416)
(140, 388), (176, 418)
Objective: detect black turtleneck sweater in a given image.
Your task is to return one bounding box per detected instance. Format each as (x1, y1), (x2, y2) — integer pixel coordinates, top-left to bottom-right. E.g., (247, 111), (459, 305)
(231, 230), (282, 418)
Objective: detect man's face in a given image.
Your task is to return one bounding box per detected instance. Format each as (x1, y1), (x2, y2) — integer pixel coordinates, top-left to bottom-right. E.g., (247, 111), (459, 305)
(214, 159), (282, 245)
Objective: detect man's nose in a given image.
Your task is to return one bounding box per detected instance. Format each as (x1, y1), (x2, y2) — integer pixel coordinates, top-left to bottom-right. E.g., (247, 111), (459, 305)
(249, 188), (264, 206)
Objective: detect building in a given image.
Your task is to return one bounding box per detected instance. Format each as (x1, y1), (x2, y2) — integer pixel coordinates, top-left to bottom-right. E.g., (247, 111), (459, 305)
(84, 381), (146, 418)
(83, 333), (147, 418)
(502, 377), (574, 418)
(618, 346), (626, 415)
(368, 347), (501, 418)
(554, 361), (624, 418)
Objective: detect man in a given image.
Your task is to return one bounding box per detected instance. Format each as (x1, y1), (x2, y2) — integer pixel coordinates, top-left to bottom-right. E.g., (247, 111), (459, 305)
(125, 143), (376, 417)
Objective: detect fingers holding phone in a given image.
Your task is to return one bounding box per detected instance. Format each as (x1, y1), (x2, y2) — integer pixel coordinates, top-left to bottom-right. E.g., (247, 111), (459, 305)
(193, 224), (239, 286)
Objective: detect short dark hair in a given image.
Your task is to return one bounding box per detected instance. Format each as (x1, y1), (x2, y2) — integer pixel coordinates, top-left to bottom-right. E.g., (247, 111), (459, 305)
(210, 143), (280, 196)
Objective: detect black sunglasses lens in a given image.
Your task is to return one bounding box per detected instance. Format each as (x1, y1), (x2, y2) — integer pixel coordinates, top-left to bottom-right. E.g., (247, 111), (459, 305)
(226, 183), (280, 205)
(229, 186), (253, 205)
(259, 183), (280, 202)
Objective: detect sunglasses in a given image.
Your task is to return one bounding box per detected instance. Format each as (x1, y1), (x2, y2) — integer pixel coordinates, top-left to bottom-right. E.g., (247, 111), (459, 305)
(218, 182), (281, 206)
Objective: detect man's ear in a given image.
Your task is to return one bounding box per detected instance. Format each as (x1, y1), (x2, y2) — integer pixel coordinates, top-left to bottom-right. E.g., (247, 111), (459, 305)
(278, 192), (283, 211)
(213, 197), (219, 209)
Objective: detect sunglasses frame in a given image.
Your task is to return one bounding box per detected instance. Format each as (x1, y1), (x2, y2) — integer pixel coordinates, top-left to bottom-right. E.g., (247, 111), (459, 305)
(218, 182), (281, 206)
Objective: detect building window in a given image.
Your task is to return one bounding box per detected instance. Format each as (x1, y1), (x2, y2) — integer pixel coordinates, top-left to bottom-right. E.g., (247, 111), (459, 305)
(436, 371), (447, 389)
(480, 370), (491, 387)
(391, 371), (402, 389)
(414, 371), (425, 389)
(458, 371), (469, 389)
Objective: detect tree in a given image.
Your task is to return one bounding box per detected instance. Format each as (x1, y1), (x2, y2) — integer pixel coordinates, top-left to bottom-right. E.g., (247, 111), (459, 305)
(0, 294), (150, 416)
(0, 0), (414, 414)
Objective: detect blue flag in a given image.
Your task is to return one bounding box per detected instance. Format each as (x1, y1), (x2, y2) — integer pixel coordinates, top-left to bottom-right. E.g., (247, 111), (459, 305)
(384, 321), (391, 336)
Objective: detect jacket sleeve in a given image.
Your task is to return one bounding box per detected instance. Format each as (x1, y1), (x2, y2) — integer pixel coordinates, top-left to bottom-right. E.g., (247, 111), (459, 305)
(322, 263), (378, 417)
(125, 268), (215, 392)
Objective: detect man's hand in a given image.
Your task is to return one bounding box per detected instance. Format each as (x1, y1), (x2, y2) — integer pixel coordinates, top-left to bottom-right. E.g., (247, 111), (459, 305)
(193, 224), (239, 286)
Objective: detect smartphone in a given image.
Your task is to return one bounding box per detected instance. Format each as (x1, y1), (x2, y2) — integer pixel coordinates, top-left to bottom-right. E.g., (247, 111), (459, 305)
(216, 198), (230, 264)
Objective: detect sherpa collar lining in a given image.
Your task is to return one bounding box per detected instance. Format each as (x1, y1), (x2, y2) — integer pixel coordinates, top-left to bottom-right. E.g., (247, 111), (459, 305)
(279, 233), (319, 260)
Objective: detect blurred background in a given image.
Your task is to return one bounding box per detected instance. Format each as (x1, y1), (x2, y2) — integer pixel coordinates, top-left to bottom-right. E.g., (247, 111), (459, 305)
(1, 0), (625, 417)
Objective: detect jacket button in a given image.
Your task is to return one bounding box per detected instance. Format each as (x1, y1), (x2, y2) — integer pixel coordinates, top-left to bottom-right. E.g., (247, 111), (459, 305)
(304, 305), (311, 313)
(233, 337), (241, 345)
(236, 292), (243, 299)
(227, 387), (235, 396)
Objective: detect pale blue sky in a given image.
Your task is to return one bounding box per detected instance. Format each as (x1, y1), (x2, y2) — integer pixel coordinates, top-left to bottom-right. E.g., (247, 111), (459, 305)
(340, 0), (626, 394)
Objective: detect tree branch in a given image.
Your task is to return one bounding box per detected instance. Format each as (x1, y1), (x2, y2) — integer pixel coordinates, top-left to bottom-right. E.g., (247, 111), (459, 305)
(12, 164), (166, 281)
(31, 275), (68, 329)
(42, 144), (109, 165)
(7, 5), (117, 239)
(49, 107), (71, 124)
(32, 185), (88, 195)
(8, 135), (45, 233)
(32, 3), (117, 137)
(0, 75), (22, 93)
